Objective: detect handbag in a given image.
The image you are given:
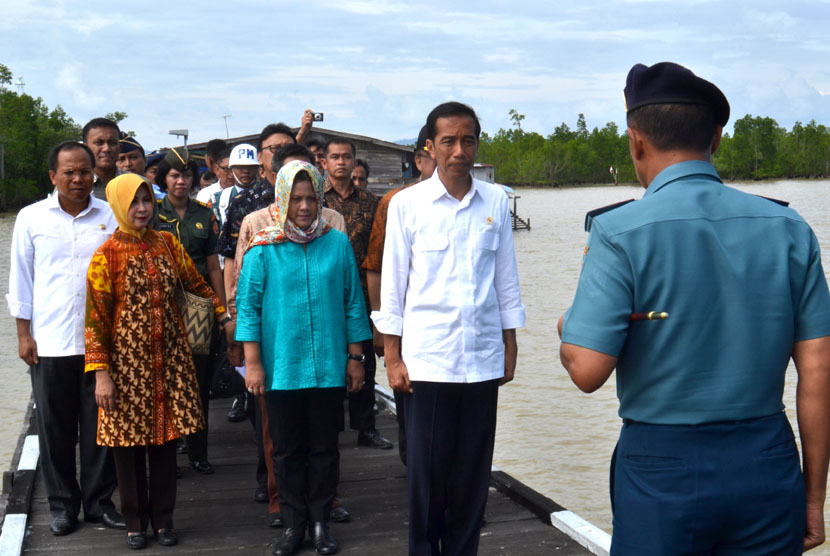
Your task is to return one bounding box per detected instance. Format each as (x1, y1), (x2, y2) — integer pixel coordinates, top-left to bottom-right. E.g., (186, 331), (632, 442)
(162, 236), (215, 355)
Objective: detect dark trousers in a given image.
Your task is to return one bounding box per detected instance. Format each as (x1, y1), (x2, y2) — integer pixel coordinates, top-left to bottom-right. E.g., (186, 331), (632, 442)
(30, 355), (117, 519)
(347, 339), (377, 431)
(611, 412), (805, 555)
(112, 441), (177, 533)
(405, 379), (499, 556)
(393, 390), (410, 465)
(251, 391), (268, 488)
(266, 388), (342, 529)
(185, 352), (212, 461)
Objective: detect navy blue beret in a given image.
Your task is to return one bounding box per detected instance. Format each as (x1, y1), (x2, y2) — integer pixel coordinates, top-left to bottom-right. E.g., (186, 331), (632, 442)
(624, 62), (730, 126)
(119, 135), (144, 155)
(145, 151), (165, 168)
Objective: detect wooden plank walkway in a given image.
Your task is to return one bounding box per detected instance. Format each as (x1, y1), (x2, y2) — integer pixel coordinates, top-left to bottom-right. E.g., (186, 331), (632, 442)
(20, 396), (593, 555)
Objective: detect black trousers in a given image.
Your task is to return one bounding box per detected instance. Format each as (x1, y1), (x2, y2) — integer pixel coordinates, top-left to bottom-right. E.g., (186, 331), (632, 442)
(405, 379), (499, 556)
(347, 338), (376, 431)
(112, 441), (177, 533)
(266, 388), (342, 529)
(30, 355), (117, 519)
(185, 351), (212, 462)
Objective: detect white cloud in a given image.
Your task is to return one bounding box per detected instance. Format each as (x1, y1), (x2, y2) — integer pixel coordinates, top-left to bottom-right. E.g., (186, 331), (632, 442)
(55, 63), (105, 110)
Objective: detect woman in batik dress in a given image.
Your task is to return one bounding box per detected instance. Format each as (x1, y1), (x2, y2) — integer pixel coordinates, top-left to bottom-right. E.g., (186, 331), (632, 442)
(85, 173), (228, 550)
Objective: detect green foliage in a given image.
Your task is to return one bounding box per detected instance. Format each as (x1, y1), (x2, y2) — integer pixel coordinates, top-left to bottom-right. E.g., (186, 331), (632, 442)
(480, 109), (830, 186)
(477, 112), (634, 186)
(0, 65), (82, 209)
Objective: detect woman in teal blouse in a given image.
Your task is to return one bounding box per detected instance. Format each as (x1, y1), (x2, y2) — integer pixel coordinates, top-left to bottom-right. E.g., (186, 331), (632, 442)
(235, 160), (370, 556)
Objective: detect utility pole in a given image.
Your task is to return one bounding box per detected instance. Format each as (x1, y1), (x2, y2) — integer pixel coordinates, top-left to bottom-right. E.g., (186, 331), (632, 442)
(221, 115), (231, 138)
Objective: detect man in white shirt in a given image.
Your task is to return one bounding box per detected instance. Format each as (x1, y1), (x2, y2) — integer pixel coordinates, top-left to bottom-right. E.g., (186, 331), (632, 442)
(372, 102), (525, 555)
(195, 139), (230, 205)
(7, 142), (122, 536)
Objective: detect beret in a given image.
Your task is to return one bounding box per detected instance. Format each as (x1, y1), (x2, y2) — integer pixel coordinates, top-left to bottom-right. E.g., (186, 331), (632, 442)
(145, 151), (165, 168)
(119, 135), (144, 155)
(625, 62), (729, 126)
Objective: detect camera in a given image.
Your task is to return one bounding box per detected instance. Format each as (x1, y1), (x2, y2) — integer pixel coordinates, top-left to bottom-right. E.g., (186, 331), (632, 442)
(312, 112), (324, 122)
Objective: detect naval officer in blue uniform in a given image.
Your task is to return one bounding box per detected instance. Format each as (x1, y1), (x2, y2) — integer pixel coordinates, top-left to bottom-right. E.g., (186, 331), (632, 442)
(558, 62), (830, 554)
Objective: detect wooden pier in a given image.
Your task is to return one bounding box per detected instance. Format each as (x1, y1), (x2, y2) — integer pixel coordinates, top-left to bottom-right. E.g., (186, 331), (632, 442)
(9, 395), (597, 555)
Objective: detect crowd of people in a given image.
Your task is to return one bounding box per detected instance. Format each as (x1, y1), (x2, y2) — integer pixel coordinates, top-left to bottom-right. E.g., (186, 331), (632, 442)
(7, 60), (830, 556)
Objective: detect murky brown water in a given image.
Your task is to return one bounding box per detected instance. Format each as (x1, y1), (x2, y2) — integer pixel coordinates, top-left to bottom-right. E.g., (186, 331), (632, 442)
(3, 183), (830, 551)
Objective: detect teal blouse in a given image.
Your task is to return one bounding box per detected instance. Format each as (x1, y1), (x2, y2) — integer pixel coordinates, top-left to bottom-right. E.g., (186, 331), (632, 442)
(235, 229), (371, 391)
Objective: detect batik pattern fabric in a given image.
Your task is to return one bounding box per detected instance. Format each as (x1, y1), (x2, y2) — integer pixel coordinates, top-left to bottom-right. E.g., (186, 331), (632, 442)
(217, 181), (275, 259)
(85, 229), (226, 447)
(323, 182), (378, 312)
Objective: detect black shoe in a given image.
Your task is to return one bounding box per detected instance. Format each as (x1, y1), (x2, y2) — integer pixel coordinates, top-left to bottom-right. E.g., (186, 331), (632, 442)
(155, 528), (178, 546)
(189, 460), (215, 474)
(273, 526), (305, 556)
(269, 512), (284, 528)
(50, 515), (78, 536)
(126, 532), (147, 550)
(84, 508), (126, 530)
(175, 439), (188, 455)
(254, 484), (269, 503)
(329, 505), (350, 523)
(357, 429), (393, 449)
(308, 521), (338, 555)
(228, 394), (247, 422)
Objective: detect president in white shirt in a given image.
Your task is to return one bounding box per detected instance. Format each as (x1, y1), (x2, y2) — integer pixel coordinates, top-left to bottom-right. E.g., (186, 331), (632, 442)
(7, 142), (122, 536)
(372, 102), (525, 555)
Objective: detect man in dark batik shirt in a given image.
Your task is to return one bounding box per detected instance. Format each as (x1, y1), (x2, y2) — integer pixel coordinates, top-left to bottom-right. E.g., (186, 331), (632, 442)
(322, 137), (391, 451)
(217, 123), (295, 269)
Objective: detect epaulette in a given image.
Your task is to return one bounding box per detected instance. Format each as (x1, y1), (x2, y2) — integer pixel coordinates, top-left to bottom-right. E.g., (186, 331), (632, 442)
(584, 199), (635, 232)
(194, 199), (211, 209)
(754, 195), (789, 207)
(156, 198), (163, 205)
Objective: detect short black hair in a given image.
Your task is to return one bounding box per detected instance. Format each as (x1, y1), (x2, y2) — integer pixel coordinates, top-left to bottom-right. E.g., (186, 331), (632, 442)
(48, 142), (94, 172)
(324, 137), (356, 157)
(217, 146), (233, 161)
(425, 102), (481, 142)
(82, 118), (120, 143)
(355, 158), (370, 178)
(626, 103), (717, 153)
(206, 139), (228, 161)
(271, 144), (314, 172)
(155, 157), (200, 192)
(306, 136), (325, 150)
(258, 123), (295, 150)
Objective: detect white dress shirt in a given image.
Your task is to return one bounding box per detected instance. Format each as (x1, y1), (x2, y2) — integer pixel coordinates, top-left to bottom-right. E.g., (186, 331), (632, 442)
(371, 174), (525, 383)
(196, 181), (221, 204)
(7, 194), (116, 357)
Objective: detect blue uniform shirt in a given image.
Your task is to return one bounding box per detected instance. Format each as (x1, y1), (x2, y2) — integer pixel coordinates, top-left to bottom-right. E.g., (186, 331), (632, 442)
(563, 161), (830, 424)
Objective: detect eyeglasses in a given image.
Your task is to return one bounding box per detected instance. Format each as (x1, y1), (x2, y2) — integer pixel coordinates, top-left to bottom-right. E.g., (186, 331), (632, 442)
(217, 165), (230, 172)
(261, 144), (286, 154)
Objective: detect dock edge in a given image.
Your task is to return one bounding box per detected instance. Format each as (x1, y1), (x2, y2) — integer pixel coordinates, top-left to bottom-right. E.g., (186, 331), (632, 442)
(0, 395), (37, 556)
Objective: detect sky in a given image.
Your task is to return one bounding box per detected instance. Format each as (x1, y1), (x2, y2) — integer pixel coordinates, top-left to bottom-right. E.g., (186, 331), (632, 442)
(3, 0), (830, 152)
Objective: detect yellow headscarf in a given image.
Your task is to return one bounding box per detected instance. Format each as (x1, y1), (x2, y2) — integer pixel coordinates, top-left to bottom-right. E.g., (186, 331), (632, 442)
(105, 173), (154, 238)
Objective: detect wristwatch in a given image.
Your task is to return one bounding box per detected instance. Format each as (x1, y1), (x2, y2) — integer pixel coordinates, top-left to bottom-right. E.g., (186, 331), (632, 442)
(219, 316), (232, 326)
(347, 353), (366, 365)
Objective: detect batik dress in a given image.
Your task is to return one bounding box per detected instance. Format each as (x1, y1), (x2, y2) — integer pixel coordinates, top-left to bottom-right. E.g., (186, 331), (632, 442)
(85, 229), (225, 447)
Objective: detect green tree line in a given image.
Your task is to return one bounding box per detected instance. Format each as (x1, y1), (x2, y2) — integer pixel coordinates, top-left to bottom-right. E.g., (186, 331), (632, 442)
(477, 110), (830, 186)
(0, 64), (82, 209)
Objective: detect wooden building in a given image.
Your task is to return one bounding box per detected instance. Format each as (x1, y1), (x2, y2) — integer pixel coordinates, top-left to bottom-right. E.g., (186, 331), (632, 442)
(184, 127), (415, 195)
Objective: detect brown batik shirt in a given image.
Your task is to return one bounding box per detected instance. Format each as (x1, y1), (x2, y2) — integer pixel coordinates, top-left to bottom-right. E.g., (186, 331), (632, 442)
(324, 182), (379, 310)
